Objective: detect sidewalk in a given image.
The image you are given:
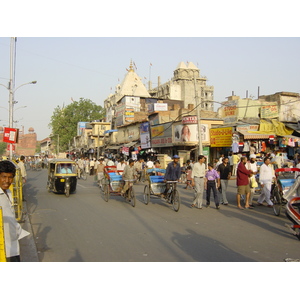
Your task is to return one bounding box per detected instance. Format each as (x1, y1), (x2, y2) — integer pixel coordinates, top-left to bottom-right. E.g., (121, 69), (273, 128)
(19, 201), (39, 262)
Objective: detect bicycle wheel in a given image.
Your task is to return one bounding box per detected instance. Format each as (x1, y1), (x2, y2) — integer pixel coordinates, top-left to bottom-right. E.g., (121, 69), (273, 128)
(129, 187), (136, 207)
(271, 185), (281, 216)
(143, 185), (150, 205)
(171, 189), (180, 212)
(104, 182), (110, 202)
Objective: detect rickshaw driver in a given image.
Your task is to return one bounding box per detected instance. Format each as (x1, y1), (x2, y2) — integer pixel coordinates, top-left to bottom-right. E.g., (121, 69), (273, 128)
(60, 164), (73, 174)
(162, 155), (181, 198)
(120, 159), (136, 198)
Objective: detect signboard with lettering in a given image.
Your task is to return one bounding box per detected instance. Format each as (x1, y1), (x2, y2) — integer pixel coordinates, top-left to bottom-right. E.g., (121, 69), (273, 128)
(3, 127), (19, 144)
(151, 122), (173, 147)
(260, 102), (278, 118)
(210, 127), (233, 147)
(236, 124), (259, 132)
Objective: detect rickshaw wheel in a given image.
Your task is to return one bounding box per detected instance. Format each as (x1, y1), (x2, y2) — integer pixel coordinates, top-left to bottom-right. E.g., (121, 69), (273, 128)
(104, 183), (109, 202)
(129, 187), (136, 207)
(271, 186), (281, 216)
(172, 189), (180, 212)
(143, 185), (150, 205)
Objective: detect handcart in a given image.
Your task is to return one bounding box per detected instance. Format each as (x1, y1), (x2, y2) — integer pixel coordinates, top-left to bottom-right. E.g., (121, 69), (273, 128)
(143, 168), (180, 212)
(270, 168), (300, 216)
(102, 166), (136, 207)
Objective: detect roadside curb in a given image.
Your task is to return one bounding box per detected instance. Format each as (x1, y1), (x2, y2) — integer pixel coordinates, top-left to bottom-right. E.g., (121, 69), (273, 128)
(19, 201), (39, 262)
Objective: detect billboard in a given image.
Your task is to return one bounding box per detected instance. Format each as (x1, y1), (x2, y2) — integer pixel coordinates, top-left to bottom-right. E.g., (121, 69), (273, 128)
(210, 127), (233, 147)
(173, 124), (209, 143)
(151, 122), (173, 147)
(140, 122), (151, 149)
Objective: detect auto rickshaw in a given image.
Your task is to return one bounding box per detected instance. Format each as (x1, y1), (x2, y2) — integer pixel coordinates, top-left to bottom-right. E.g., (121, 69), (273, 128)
(47, 159), (77, 197)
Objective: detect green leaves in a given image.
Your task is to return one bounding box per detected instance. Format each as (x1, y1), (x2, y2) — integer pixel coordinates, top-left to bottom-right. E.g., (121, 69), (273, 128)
(49, 98), (105, 151)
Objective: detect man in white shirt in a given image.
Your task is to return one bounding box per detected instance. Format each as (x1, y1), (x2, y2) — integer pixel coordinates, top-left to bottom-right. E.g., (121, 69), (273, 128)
(117, 158), (127, 174)
(257, 157), (275, 207)
(146, 159), (154, 169)
(246, 154), (258, 207)
(191, 155), (206, 209)
(0, 160), (29, 261)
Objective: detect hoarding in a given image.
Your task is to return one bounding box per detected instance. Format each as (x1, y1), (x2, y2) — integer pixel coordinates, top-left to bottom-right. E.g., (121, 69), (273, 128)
(210, 127), (233, 147)
(173, 124), (209, 143)
(3, 127), (19, 144)
(151, 122), (173, 147)
(140, 122), (151, 149)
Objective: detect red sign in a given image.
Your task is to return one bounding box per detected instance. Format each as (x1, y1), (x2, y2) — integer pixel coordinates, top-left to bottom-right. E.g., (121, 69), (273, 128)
(182, 116), (198, 124)
(6, 144), (15, 151)
(3, 127), (19, 144)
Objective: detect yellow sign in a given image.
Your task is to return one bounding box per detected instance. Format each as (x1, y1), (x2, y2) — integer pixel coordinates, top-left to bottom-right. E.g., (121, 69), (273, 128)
(151, 125), (164, 138)
(210, 127), (233, 147)
(0, 207), (6, 262)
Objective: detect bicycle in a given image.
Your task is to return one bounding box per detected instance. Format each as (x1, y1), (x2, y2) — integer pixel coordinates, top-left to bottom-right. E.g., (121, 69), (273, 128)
(78, 168), (87, 180)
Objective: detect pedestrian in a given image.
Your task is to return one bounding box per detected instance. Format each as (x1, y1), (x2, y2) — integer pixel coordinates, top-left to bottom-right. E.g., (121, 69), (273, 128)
(117, 158), (126, 175)
(191, 155), (206, 209)
(185, 166), (193, 189)
(0, 160), (29, 262)
(236, 156), (253, 209)
(146, 158), (154, 169)
(89, 159), (95, 176)
(246, 154), (258, 207)
(257, 157), (275, 207)
(232, 153), (240, 176)
(18, 155), (27, 184)
(217, 157), (231, 205)
(205, 163), (220, 209)
(180, 163), (187, 183)
(228, 152), (233, 174)
(97, 158), (105, 188)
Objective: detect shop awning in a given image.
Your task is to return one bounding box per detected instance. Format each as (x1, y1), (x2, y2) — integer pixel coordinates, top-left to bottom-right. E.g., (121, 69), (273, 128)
(248, 120), (293, 136)
(105, 145), (121, 150)
(124, 141), (137, 147)
(239, 132), (271, 139)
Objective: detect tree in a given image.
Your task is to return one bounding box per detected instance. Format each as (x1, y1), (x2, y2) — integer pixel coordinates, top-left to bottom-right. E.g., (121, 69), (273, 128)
(0, 142), (7, 156)
(49, 98), (105, 152)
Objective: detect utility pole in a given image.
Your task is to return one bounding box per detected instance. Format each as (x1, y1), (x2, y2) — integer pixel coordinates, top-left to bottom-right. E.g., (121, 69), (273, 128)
(194, 75), (203, 157)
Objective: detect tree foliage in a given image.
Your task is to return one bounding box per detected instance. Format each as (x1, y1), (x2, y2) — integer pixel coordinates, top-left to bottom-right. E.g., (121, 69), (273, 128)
(49, 98), (105, 151)
(0, 142), (7, 156)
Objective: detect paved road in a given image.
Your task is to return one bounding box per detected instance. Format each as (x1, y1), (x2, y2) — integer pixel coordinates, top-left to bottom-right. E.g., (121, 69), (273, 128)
(21, 168), (300, 262)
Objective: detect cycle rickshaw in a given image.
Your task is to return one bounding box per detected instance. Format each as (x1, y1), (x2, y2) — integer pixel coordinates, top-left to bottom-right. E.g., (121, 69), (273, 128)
(270, 167), (300, 216)
(47, 159), (77, 197)
(102, 166), (136, 207)
(143, 168), (180, 212)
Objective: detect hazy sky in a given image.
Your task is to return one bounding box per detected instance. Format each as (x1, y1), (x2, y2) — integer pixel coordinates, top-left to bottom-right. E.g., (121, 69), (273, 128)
(0, 37), (299, 140)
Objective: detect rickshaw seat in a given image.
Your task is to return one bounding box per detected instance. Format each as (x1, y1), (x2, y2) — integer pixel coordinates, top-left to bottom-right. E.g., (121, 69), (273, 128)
(109, 174), (123, 181)
(150, 175), (165, 183)
(279, 179), (295, 189)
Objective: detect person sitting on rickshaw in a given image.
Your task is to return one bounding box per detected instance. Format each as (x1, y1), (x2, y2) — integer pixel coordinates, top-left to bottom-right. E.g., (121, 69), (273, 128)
(59, 164), (73, 174)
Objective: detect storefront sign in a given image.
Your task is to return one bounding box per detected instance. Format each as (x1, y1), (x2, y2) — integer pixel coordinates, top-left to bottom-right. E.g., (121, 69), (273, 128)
(122, 147), (129, 156)
(236, 124), (259, 132)
(210, 127), (233, 147)
(182, 116), (198, 124)
(151, 122), (173, 147)
(260, 102), (278, 118)
(3, 127), (19, 144)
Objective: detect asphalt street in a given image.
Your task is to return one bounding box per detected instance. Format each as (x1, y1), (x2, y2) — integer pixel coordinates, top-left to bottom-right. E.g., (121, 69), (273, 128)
(20, 168), (300, 262)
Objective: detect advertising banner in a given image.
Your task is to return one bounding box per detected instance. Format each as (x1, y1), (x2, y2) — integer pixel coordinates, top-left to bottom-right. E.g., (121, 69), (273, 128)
(210, 127), (233, 147)
(173, 124), (209, 143)
(151, 122), (173, 147)
(140, 122), (151, 149)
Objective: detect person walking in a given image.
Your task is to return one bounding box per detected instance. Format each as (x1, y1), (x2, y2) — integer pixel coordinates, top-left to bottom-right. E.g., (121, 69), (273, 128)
(217, 157), (231, 205)
(89, 159), (95, 176)
(97, 158), (105, 188)
(0, 160), (29, 261)
(205, 163), (220, 209)
(246, 154), (258, 207)
(121, 159), (136, 199)
(257, 157), (275, 207)
(191, 155), (206, 209)
(232, 153), (240, 176)
(236, 156), (253, 209)
(18, 155), (27, 184)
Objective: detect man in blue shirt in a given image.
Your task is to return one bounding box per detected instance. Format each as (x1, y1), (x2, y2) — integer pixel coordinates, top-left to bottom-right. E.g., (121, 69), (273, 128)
(163, 155), (181, 199)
